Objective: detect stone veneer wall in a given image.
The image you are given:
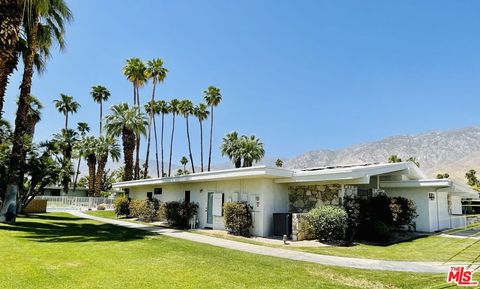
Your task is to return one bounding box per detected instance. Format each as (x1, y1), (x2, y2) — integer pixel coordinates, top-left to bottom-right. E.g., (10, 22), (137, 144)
(288, 184), (342, 213)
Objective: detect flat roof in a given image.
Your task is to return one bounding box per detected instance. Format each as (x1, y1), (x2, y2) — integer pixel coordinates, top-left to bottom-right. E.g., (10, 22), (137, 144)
(113, 162), (423, 188)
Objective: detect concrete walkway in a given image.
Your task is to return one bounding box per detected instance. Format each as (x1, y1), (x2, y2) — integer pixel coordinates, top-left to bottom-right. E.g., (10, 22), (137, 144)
(70, 211), (453, 273)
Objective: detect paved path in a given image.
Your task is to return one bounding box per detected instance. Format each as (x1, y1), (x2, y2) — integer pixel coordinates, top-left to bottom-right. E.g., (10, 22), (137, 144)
(70, 211), (454, 273)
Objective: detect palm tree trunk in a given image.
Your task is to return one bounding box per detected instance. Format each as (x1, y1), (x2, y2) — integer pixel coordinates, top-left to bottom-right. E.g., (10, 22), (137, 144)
(186, 116), (195, 173)
(199, 120), (204, 172)
(99, 100), (103, 136)
(95, 155), (107, 196)
(207, 106), (214, 171)
(0, 0), (21, 120)
(134, 134), (140, 179)
(8, 18), (38, 214)
(168, 113), (176, 177)
(161, 113), (165, 177)
(153, 113), (160, 178)
(132, 84), (136, 106)
(143, 80), (156, 179)
(65, 113), (68, 130)
(73, 157), (81, 191)
(123, 127), (135, 181)
(87, 154), (96, 197)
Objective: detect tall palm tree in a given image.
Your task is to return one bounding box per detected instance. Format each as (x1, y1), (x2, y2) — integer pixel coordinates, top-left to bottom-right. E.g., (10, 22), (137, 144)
(52, 128), (78, 194)
(240, 135), (265, 167)
(123, 57), (146, 106)
(180, 156), (188, 172)
(0, 0), (21, 119)
(72, 122), (90, 191)
(178, 99), (195, 173)
(143, 100), (160, 178)
(54, 93), (80, 130)
(8, 0), (72, 203)
(90, 85), (110, 136)
(158, 100), (170, 177)
(168, 99), (180, 177)
(143, 59), (167, 178)
(220, 131), (241, 168)
(203, 86), (222, 171)
(105, 103), (147, 181)
(194, 103), (209, 172)
(95, 136), (120, 195)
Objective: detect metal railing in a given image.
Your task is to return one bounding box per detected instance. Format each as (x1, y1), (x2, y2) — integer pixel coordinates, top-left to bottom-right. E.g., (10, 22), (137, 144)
(35, 196), (114, 210)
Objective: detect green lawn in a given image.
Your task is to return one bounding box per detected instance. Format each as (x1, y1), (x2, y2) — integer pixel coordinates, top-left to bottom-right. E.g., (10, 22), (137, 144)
(0, 213), (448, 289)
(90, 210), (480, 263)
(194, 229), (480, 263)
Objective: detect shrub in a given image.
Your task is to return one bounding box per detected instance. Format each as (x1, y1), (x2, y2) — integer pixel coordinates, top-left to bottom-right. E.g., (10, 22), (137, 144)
(390, 197), (418, 228)
(223, 202), (253, 237)
(129, 199), (159, 222)
(114, 195), (130, 217)
(97, 204), (106, 211)
(368, 194), (393, 225)
(162, 201), (198, 228)
(304, 206), (348, 242)
(358, 220), (390, 243)
(343, 195), (361, 244)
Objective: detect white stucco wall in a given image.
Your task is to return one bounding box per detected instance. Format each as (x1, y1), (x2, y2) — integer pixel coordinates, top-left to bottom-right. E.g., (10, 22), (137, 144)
(126, 178), (290, 237)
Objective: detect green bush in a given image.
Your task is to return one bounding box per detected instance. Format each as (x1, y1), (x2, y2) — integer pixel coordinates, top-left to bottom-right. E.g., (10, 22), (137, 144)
(162, 201), (198, 228)
(343, 195), (361, 244)
(129, 199), (159, 222)
(114, 195), (130, 217)
(223, 202), (253, 237)
(368, 194), (393, 225)
(390, 197), (418, 227)
(304, 206), (348, 242)
(358, 219), (390, 243)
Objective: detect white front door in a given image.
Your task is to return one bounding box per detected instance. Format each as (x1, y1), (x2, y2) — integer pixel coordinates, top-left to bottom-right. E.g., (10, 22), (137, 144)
(206, 192), (214, 227)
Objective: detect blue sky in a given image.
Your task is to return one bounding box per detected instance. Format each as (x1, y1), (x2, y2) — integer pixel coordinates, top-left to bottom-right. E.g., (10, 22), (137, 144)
(4, 0), (480, 165)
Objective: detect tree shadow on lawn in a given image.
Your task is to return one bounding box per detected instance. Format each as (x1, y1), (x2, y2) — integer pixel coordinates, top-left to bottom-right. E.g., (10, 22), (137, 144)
(0, 214), (155, 243)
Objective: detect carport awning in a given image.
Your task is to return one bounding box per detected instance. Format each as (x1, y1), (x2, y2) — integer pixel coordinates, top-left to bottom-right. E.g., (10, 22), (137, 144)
(380, 179), (479, 198)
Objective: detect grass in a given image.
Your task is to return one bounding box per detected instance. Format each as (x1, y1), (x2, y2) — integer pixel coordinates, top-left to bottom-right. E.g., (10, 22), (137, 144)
(0, 213), (450, 289)
(194, 229), (480, 263)
(90, 210), (480, 263)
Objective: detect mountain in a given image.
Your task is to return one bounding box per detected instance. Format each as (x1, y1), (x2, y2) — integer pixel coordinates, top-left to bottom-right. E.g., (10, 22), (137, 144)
(284, 126), (480, 183)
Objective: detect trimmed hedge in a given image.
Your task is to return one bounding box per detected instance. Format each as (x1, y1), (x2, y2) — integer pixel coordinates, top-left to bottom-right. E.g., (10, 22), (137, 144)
(223, 202), (253, 237)
(162, 201), (198, 228)
(304, 206), (348, 242)
(114, 195), (130, 217)
(129, 199), (159, 222)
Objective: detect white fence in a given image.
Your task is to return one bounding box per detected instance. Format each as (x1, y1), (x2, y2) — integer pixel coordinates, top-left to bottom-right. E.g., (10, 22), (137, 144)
(35, 196), (114, 210)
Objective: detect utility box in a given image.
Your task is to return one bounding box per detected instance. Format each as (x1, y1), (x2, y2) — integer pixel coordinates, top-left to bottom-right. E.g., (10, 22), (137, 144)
(273, 213), (292, 237)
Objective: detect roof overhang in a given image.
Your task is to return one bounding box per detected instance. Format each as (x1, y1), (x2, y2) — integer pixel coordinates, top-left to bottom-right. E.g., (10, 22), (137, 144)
(380, 179), (479, 198)
(274, 162), (424, 184)
(112, 166), (293, 188)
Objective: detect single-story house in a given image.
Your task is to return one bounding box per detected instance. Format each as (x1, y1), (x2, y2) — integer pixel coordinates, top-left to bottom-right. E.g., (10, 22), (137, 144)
(112, 162), (478, 237)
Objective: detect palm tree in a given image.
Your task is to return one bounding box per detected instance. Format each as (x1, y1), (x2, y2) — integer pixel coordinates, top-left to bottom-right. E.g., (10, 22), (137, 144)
(95, 136), (120, 195)
(406, 156), (420, 167)
(168, 99), (180, 177)
(143, 59), (167, 178)
(179, 99), (195, 173)
(240, 135), (265, 167)
(193, 103), (209, 172)
(105, 103), (147, 181)
(275, 159), (283, 167)
(143, 100), (160, 178)
(158, 100), (170, 177)
(8, 0), (72, 202)
(203, 86), (222, 171)
(388, 155), (402, 163)
(0, 0), (21, 119)
(81, 136), (97, 196)
(180, 156), (188, 172)
(52, 128), (78, 194)
(73, 122), (90, 191)
(90, 85), (110, 136)
(24, 95), (43, 137)
(220, 131), (241, 168)
(54, 93), (80, 130)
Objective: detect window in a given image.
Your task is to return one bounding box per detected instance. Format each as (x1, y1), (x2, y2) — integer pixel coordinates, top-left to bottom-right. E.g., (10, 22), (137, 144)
(51, 189), (61, 196)
(184, 191), (190, 203)
(154, 188), (162, 195)
(212, 193), (224, 216)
